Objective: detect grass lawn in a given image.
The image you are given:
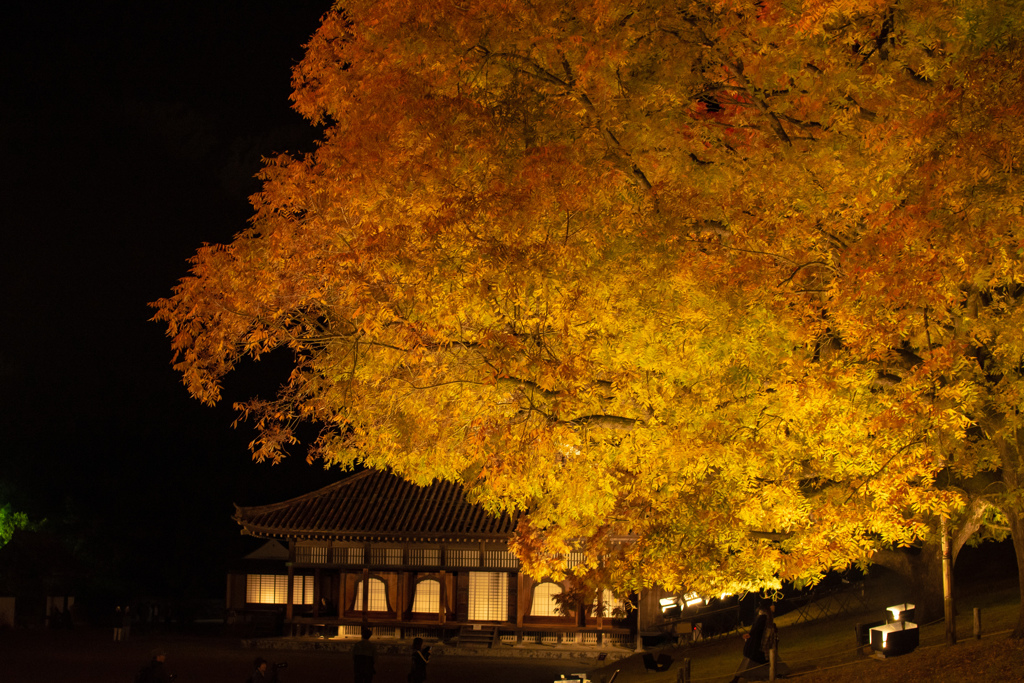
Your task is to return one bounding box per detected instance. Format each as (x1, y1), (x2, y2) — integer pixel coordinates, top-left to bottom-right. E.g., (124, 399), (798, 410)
(585, 572), (1023, 683)
(2, 545), (1019, 682)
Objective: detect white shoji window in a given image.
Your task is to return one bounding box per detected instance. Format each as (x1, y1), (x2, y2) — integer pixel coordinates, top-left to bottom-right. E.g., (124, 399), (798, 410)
(353, 578), (388, 612)
(246, 574), (314, 605)
(531, 582), (563, 617)
(468, 572), (508, 621)
(411, 579), (441, 613)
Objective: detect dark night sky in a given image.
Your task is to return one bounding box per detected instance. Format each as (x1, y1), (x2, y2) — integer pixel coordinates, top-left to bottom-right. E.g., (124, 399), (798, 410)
(1, 1), (342, 598)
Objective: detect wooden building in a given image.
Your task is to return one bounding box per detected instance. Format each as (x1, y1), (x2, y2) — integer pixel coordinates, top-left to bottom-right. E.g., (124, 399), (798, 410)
(228, 470), (632, 645)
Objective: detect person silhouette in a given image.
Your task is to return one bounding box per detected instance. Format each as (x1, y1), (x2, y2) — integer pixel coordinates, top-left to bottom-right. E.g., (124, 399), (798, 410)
(352, 627), (377, 683)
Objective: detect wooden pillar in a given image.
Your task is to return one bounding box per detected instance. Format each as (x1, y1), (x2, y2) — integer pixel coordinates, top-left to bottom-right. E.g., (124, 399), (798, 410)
(361, 567), (370, 623)
(974, 607), (982, 640)
(286, 563), (295, 623)
(402, 542), (410, 634)
(398, 570), (406, 621)
(339, 570), (347, 615)
(439, 570), (447, 625)
(225, 573), (235, 611)
(516, 573), (525, 628)
(313, 568), (321, 617)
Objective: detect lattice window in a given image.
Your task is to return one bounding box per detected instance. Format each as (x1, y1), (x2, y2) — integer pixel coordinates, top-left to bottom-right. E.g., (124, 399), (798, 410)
(411, 579), (441, 613)
(342, 625), (397, 639)
(297, 575), (314, 604)
(296, 545), (327, 564)
(353, 578), (389, 612)
(409, 548), (440, 566)
(370, 547), (404, 566)
(447, 549), (480, 567)
(246, 574), (314, 605)
(566, 551), (586, 568)
(246, 574), (286, 604)
(336, 546), (364, 565)
(531, 582), (563, 617)
(593, 588), (627, 618)
(603, 589), (626, 617)
(483, 550), (519, 569)
(468, 572), (508, 621)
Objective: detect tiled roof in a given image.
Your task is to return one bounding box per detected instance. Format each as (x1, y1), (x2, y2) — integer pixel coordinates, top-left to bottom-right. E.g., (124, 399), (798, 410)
(233, 469), (518, 542)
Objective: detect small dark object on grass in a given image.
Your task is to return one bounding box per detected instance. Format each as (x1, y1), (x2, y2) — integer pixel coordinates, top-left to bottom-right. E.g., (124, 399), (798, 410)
(642, 653), (672, 672)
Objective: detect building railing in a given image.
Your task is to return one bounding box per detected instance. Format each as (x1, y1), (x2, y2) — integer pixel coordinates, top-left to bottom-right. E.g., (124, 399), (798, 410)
(293, 545), (522, 569)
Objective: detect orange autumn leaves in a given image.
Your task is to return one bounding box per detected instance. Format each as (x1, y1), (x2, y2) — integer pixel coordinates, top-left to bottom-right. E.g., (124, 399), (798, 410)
(154, 1), (1024, 598)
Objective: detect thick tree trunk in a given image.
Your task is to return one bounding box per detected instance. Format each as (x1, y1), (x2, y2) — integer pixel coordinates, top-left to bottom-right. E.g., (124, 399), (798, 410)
(1004, 503), (1024, 640)
(871, 543), (945, 624)
(871, 496), (991, 629)
(996, 433), (1024, 639)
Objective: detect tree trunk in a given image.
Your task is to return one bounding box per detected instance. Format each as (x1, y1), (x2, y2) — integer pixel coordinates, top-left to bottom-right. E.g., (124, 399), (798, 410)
(872, 493), (993, 629)
(941, 517), (956, 644)
(871, 543), (945, 624)
(996, 433), (1024, 639)
(1003, 503), (1024, 639)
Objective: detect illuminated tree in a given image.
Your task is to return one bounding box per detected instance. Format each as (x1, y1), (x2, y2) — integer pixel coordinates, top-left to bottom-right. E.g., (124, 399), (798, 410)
(0, 503), (32, 548)
(154, 0), (1024, 631)
(872, 477), (1006, 625)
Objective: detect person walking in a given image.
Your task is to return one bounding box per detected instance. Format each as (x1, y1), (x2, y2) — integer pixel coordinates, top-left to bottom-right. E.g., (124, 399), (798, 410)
(408, 637), (431, 683)
(113, 605), (124, 641)
(121, 604), (132, 640)
(352, 627), (377, 683)
(729, 599), (776, 683)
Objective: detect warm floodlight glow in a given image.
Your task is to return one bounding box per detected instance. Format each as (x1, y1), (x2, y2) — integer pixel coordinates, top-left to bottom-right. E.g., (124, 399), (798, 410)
(870, 620), (919, 655)
(683, 591), (703, 607)
(659, 597), (679, 613)
(887, 603), (914, 621)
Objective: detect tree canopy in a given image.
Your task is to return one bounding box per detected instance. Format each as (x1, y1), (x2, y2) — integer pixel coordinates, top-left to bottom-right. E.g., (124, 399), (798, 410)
(154, 0), (1024, 621)
(0, 503), (33, 548)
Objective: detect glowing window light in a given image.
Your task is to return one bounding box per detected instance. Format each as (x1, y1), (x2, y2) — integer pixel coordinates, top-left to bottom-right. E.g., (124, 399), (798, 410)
(467, 571), (508, 621)
(354, 578), (388, 611)
(531, 582), (563, 617)
(411, 579), (440, 613)
(594, 589), (625, 617)
(245, 574), (314, 605)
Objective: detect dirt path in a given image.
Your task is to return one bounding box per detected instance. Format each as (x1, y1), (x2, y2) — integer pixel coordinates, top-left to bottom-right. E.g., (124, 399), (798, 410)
(0, 628), (597, 683)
